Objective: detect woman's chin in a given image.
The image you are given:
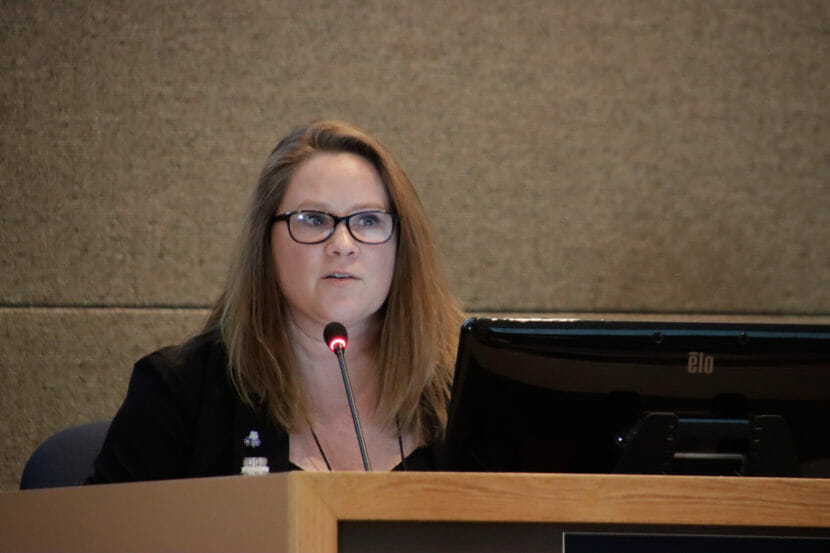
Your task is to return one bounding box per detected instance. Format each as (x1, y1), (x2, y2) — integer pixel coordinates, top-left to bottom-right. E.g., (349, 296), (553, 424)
(287, 300), (385, 337)
(320, 308), (383, 332)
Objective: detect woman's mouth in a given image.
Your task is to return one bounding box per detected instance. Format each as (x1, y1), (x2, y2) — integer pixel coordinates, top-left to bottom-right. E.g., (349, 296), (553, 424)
(325, 273), (355, 280)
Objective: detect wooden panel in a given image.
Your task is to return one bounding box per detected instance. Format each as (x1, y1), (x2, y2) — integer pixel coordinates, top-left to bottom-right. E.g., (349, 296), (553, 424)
(0, 476), (297, 553)
(302, 472), (830, 528)
(292, 475), (338, 552)
(1, 473), (828, 552)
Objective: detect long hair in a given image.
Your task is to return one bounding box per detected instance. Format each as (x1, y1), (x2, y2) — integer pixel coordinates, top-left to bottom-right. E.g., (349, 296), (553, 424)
(206, 120), (464, 441)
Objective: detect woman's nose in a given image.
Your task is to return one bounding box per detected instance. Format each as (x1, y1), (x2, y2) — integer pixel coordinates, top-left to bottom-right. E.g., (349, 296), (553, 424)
(324, 221), (358, 255)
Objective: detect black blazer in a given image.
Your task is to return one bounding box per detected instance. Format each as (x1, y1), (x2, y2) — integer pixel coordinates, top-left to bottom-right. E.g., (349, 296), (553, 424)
(88, 329), (436, 483)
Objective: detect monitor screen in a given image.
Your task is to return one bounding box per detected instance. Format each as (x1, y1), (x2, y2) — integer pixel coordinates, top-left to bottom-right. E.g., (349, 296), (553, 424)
(442, 318), (830, 477)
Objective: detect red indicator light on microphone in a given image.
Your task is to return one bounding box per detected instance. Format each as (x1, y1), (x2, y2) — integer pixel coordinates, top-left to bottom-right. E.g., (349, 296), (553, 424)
(328, 336), (347, 352)
(324, 322), (348, 353)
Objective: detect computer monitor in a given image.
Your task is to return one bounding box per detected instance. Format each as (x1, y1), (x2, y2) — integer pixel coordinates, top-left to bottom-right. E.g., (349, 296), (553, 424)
(442, 318), (830, 477)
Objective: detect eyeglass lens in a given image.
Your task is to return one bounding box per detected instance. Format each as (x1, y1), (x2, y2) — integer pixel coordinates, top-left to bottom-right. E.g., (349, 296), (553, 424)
(289, 211), (394, 244)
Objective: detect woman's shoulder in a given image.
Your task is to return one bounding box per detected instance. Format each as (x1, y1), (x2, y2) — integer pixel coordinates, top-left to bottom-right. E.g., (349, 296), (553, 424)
(137, 327), (226, 376)
(89, 327), (242, 483)
(128, 327), (231, 403)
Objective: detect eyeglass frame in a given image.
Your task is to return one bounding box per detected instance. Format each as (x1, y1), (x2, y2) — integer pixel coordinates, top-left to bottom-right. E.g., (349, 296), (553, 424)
(271, 209), (398, 245)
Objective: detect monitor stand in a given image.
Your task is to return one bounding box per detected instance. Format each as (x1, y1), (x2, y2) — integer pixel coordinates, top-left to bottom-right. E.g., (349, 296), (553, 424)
(613, 412), (801, 476)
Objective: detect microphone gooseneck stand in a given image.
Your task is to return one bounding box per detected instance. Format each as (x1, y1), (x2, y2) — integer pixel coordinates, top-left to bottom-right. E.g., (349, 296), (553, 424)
(324, 322), (372, 471)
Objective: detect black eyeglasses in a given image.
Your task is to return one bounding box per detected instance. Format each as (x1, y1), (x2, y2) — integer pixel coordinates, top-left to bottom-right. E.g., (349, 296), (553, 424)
(272, 209), (397, 245)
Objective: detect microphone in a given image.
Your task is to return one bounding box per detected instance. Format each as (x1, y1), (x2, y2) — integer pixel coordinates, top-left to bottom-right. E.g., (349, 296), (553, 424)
(323, 322), (372, 471)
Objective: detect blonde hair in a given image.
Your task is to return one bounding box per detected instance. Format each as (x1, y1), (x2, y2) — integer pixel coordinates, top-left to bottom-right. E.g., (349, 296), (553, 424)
(207, 121), (464, 441)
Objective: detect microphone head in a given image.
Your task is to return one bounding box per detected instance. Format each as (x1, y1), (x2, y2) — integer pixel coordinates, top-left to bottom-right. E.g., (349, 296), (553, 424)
(323, 322), (348, 353)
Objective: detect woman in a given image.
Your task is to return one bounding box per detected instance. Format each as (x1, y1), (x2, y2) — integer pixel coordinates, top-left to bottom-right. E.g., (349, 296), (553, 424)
(88, 120), (464, 481)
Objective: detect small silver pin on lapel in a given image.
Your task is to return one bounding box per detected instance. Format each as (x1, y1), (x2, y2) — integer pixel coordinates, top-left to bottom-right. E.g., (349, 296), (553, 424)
(243, 430), (262, 448)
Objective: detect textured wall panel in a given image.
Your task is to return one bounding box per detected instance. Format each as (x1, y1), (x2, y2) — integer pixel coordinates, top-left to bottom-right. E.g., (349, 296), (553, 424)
(0, 308), (208, 491)
(1, 1), (827, 312)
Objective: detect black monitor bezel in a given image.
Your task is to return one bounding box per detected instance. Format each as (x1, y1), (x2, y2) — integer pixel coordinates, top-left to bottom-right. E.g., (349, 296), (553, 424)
(442, 318), (830, 477)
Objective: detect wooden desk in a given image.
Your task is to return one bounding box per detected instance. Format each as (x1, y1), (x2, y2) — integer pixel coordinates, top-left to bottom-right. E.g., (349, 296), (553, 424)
(2, 472), (829, 552)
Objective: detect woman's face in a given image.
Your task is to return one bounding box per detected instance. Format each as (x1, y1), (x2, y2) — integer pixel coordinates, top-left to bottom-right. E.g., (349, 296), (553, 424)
(271, 151), (397, 335)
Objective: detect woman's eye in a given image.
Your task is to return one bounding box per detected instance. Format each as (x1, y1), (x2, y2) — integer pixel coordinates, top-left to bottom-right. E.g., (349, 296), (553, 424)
(299, 213), (326, 226)
(356, 213), (380, 227)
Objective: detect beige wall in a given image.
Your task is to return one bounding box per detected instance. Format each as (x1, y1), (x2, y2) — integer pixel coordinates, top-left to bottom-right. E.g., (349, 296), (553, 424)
(2, 2), (829, 491)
